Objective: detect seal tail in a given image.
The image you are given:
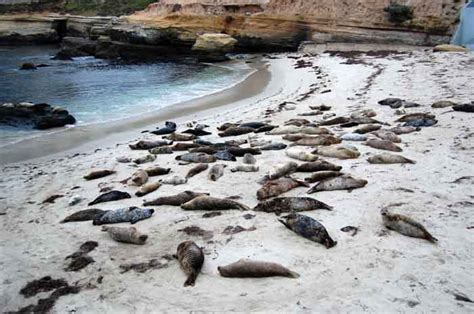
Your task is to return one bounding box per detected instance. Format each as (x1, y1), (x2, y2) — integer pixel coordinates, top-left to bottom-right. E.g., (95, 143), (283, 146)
(287, 270), (300, 279)
(184, 272), (198, 287)
(425, 232), (438, 244)
(234, 201), (250, 211)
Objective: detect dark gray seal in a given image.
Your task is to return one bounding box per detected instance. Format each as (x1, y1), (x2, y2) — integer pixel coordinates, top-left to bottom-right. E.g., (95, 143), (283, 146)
(278, 213), (337, 248)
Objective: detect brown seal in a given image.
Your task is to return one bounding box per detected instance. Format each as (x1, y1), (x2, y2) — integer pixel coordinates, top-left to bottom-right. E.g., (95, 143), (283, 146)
(83, 170), (115, 180)
(143, 191), (209, 206)
(253, 196), (332, 214)
(135, 181), (161, 197)
(365, 139), (402, 152)
(218, 259), (299, 278)
(381, 209), (437, 243)
(181, 196), (250, 211)
(307, 175), (367, 193)
(186, 163), (209, 179)
(101, 226), (148, 245)
(176, 241), (204, 287)
(257, 177), (309, 200)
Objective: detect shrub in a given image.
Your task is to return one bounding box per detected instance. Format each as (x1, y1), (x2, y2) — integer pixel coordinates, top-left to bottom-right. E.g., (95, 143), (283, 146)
(384, 2), (414, 24)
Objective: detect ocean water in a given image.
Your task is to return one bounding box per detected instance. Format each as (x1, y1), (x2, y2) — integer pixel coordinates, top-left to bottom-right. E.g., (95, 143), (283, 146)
(0, 45), (253, 146)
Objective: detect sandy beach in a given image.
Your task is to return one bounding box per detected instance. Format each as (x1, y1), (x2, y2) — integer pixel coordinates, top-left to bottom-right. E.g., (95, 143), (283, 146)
(1, 48), (473, 313)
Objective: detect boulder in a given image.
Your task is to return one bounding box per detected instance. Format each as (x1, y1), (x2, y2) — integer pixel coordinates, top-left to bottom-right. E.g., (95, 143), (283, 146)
(20, 63), (37, 70)
(192, 33), (238, 53)
(0, 103), (76, 130)
(433, 44), (467, 52)
(55, 37), (97, 59)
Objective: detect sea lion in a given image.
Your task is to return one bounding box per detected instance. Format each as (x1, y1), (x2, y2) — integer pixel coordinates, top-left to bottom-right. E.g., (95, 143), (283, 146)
(218, 259), (299, 278)
(243, 153), (256, 164)
(370, 130), (401, 143)
(129, 140), (172, 150)
(133, 154), (156, 164)
(365, 139), (402, 152)
(231, 165), (259, 172)
(181, 195), (250, 211)
(260, 142), (287, 150)
(293, 135), (341, 146)
(286, 148), (318, 161)
(60, 208), (107, 223)
(403, 118), (437, 127)
(381, 209), (438, 243)
(214, 151), (236, 161)
(354, 124), (382, 134)
(143, 191), (209, 206)
(304, 171), (342, 183)
(171, 142), (200, 151)
(266, 162), (298, 180)
(284, 118), (310, 127)
(101, 226), (148, 245)
(83, 170), (115, 180)
(176, 153), (216, 163)
(208, 164), (226, 181)
(165, 133), (196, 141)
(313, 146), (360, 159)
(218, 127), (255, 137)
(432, 100), (456, 108)
(144, 166), (171, 176)
(254, 197), (332, 214)
(160, 175), (187, 185)
(88, 190), (131, 206)
(149, 146), (173, 154)
(389, 126), (420, 134)
(396, 113), (436, 123)
(186, 163), (209, 179)
(128, 169), (148, 186)
(189, 146), (218, 154)
(135, 181), (161, 197)
(368, 153), (415, 164)
(257, 177), (309, 200)
(296, 160), (342, 172)
(307, 175), (367, 193)
(92, 207), (154, 225)
(151, 121), (177, 135)
(278, 213), (337, 248)
(309, 104), (331, 111)
(176, 241), (204, 287)
(317, 116), (350, 126)
(340, 133), (367, 141)
(226, 147), (261, 157)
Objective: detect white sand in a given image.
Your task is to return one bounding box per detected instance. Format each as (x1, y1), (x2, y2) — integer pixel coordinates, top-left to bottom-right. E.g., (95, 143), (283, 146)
(1, 49), (473, 313)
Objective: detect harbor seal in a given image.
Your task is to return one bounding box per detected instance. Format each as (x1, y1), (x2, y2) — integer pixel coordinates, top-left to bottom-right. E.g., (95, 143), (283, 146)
(128, 169), (148, 186)
(340, 133), (367, 141)
(133, 154), (156, 164)
(218, 126), (255, 137)
(300, 126), (331, 135)
(278, 213), (337, 248)
(306, 175), (367, 194)
(370, 130), (401, 143)
(213, 151), (236, 161)
(151, 121), (177, 135)
(160, 175), (187, 185)
(296, 160), (342, 172)
(365, 139), (402, 152)
(176, 153), (216, 163)
(396, 113), (435, 123)
(381, 209), (437, 243)
(286, 148), (318, 161)
(354, 124), (382, 134)
(83, 170), (115, 180)
(189, 146), (217, 154)
(403, 118), (437, 127)
(389, 126), (420, 135)
(164, 133), (196, 141)
(135, 181), (161, 197)
(171, 142), (200, 151)
(208, 164), (226, 181)
(304, 170), (342, 183)
(367, 153), (415, 164)
(307, 175), (367, 193)
(260, 142), (287, 150)
(293, 135), (341, 146)
(129, 140), (172, 150)
(60, 208), (106, 223)
(267, 162), (298, 181)
(253, 197), (332, 214)
(144, 166), (171, 177)
(242, 153), (257, 164)
(186, 163), (209, 179)
(267, 126), (301, 135)
(218, 259), (299, 278)
(231, 164), (259, 172)
(149, 146), (173, 154)
(226, 147), (261, 157)
(176, 241), (204, 287)
(143, 191), (209, 206)
(92, 207), (154, 225)
(181, 196), (250, 211)
(101, 226), (148, 245)
(257, 177), (309, 200)
(88, 190), (131, 206)
(313, 146), (360, 159)
(317, 116), (350, 126)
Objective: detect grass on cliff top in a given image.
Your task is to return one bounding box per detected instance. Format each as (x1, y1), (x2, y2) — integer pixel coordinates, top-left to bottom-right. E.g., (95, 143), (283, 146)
(64, 0), (155, 16)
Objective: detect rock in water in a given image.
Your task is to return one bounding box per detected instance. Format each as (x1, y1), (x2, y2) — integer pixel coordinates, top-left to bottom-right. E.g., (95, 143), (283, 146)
(101, 226), (148, 245)
(88, 190), (131, 206)
(176, 241), (205, 287)
(253, 197), (332, 214)
(381, 209), (438, 243)
(367, 153), (415, 164)
(307, 175), (367, 193)
(218, 259), (299, 278)
(92, 207), (154, 225)
(181, 196), (250, 211)
(278, 213), (337, 248)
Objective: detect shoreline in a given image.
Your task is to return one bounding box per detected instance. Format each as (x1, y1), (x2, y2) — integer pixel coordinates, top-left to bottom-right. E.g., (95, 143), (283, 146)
(0, 56), (270, 166)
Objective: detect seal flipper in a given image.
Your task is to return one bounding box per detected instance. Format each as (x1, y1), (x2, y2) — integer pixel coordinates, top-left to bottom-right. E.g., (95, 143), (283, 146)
(184, 272), (198, 287)
(278, 218), (291, 230)
(287, 270), (300, 278)
(424, 232), (438, 243)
